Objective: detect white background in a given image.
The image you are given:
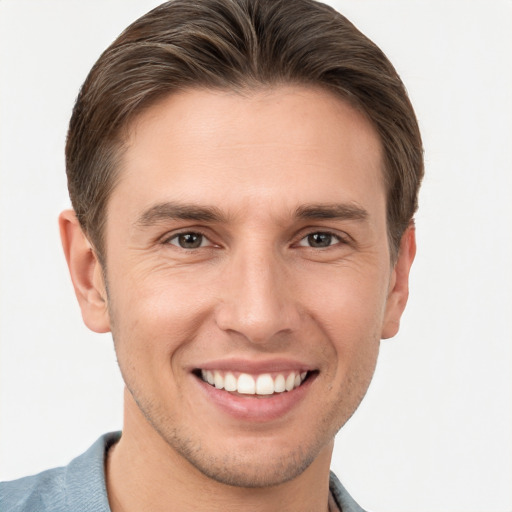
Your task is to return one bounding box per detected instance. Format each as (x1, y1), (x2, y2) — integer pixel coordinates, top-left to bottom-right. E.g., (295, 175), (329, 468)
(1, 1), (511, 511)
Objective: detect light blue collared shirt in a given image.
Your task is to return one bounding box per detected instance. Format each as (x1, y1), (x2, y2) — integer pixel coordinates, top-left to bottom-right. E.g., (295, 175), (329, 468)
(1, 432), (367, 512)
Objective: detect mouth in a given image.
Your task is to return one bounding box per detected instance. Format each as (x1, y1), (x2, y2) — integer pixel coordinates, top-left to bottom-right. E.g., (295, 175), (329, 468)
(191, 363), (318, 421)
(194, 369), (313, 396)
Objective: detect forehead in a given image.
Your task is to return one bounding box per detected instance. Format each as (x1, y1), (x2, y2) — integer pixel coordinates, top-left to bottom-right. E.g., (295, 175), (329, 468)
(113, 86), (385, 223)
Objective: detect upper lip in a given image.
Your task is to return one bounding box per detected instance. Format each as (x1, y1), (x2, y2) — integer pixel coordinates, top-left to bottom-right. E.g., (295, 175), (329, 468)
(191, 357), (316, 374)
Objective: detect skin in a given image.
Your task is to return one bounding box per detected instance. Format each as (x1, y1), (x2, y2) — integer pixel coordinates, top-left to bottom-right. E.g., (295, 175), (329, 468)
(60, 86), (416, 512)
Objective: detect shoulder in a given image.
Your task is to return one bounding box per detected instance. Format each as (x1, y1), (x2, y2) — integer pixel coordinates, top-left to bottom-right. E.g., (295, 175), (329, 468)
(1, 466), (68, 512)
(329, 471), (370, 512)
(0, 466), (66, 512)
(0, 432), (120, 512)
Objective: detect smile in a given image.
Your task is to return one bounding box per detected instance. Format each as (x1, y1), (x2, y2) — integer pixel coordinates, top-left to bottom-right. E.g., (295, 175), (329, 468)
(199, 370), (309, 395)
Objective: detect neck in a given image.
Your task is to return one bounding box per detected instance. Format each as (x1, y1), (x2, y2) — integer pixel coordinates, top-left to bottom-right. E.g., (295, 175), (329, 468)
(106, 390), (334, 512)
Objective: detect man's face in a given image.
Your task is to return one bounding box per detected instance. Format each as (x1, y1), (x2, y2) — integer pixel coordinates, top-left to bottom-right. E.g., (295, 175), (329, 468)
(98, 86), (409, 486)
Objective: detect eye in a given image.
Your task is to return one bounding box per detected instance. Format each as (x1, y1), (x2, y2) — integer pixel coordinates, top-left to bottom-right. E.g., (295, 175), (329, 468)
(298, 232), (341, 248)
(167, 232), (210, 249)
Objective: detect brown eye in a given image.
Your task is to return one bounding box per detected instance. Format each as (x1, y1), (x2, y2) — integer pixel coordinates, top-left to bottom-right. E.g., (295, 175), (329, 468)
(298, 232), (340, 248)
(169, 232), (206, 249)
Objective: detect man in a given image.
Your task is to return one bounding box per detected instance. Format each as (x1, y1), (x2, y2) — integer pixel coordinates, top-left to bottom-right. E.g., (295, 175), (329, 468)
(1, 0), (423, 510)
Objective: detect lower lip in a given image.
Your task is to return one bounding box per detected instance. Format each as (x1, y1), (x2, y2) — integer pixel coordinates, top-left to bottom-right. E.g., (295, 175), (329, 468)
(195, 374), (315, 422)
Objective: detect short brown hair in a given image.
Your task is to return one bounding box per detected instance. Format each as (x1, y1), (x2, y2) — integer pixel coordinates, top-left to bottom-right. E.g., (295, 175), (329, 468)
(66, 0), (423, 262)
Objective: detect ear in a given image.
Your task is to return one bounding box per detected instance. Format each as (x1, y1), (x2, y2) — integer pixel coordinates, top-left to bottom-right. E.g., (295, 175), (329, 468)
(381, 223), (417, 339)
(59, 209), (111, 333)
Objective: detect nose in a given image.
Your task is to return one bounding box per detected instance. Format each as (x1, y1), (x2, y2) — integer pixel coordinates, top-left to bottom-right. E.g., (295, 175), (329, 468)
(214, 244), (301, 345)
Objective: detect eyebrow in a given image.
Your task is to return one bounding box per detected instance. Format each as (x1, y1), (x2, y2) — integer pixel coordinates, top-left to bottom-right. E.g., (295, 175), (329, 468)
(135, 202), (227, 227)
(295, 203), (368, 222)
(135, 201), (369, 228)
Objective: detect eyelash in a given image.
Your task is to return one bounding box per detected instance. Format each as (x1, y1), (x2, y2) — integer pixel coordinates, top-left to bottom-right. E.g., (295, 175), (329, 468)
(296, 231), (345, 249)
(162, 230), (348, 250)
(164, 231), (213, 249)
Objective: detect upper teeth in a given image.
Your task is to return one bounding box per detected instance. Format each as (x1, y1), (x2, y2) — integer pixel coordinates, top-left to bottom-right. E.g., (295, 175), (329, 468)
(201, 370), (308, 395)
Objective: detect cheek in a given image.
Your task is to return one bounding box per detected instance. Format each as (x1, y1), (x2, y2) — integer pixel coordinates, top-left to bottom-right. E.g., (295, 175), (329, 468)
(301, 264), (390, 334)
(106, 270), (211, 373)
(298, 266), (387, 382)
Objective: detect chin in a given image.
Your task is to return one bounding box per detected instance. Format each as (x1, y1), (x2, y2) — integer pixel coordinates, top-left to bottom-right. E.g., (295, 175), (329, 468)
(166, 431), (319, 488)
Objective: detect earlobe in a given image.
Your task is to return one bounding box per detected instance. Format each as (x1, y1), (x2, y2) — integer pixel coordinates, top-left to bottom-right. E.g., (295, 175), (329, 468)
(59, 210), (111, 333)
(381, 223), (417, 339)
